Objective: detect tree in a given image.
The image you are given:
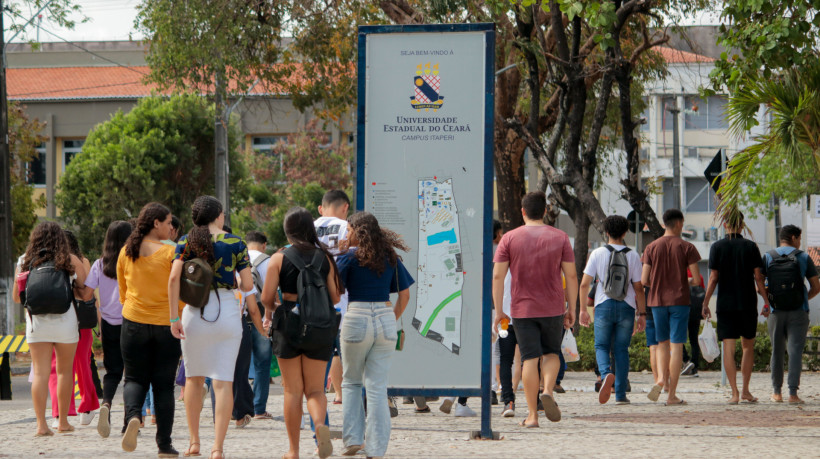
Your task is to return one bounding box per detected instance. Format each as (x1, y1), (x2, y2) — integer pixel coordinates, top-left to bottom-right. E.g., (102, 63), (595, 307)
(3, 0), (86, 39)
(278, 120), (353, 191)
(736, 153), (820, 222)
(8, 101), (46, 257)
(55, 95), (247, 257)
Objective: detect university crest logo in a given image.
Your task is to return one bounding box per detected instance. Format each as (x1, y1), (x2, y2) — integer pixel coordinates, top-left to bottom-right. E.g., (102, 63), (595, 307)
(411, 63), (444, 112)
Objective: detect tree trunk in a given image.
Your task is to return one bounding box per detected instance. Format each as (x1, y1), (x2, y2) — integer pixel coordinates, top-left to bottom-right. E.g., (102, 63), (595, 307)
(571, 208), (590, 330)
(494, 131), (526, 231)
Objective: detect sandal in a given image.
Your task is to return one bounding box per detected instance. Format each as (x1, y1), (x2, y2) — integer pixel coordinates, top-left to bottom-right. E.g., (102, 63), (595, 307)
(56, 425), (75, 433)
(209, 450), (224, 459)
(518, 420), (539, 428)
(253, 412), (273, 420)
(34, 430), (54, 437)
(184, 442), (201, 457)
(235, 414), (252, 429)
(315, 424), (333, 459)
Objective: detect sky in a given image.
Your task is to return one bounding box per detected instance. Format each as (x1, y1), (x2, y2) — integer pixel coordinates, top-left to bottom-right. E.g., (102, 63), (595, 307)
(4, 0), (722, 44)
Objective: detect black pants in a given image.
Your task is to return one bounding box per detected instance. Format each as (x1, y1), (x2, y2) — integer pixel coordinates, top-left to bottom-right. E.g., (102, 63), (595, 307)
(100, 319), (124, 406)
(232, 320), (254, 420)
(498, 324), (518, 404)
(90, 353), (103, 399)
(682, 306), (701, 368)
(121, 318), (181, 449)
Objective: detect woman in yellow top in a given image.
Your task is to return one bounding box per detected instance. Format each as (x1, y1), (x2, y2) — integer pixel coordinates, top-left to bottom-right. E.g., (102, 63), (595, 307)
(116, 202), (181, 458)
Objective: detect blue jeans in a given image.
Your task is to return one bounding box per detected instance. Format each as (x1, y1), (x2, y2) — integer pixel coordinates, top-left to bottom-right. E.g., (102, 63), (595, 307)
(341, 301), (396, 457)
(594, 300), (635, 400)
(250, 323), (273, 415)
(141, 384), (154, 416)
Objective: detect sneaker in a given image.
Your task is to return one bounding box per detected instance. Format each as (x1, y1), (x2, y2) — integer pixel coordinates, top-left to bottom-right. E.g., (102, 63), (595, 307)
(594, 379), (602, 393)
(122, 418), (140, 452)
(402, 396), (414, 405)
(599, 373), (615, 404)
(157, 445), (179, 458)
(51, 418), (59, 429)
(454, 403), (477, 417)
(681, 361), (695, 376)
(554, 384), (566, 394)
(626, 380), (632, 393)
(691, 370), (699, 378)
(439, 397), (455, 414)
(388, 397), (398, 418)
(98, 404), (111, 438)
(502, 402), (515, 418)
(491, 391), (499, 405)
(615, 398), (631, 405)
(80, 411), (96, 426)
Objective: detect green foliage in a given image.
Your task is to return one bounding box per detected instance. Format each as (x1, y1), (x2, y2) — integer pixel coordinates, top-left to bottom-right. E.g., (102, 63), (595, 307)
(8, 102), (47, 257)
(55, 95), (247, 258)
(737, 153), (820, 220)
(4, 0), (87, 39)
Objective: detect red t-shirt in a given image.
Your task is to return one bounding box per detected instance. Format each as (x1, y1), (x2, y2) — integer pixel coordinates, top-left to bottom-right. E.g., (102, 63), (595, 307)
(493, 225), (574, 318)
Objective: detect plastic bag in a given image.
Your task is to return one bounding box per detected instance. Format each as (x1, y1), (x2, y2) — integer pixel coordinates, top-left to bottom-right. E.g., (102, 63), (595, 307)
(698, 321), (720, 363)
(561, 331), (580, 362)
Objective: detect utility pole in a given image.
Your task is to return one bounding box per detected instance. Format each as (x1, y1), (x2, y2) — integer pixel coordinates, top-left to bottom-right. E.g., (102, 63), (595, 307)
(0, 0), (14, 334)
(214, 70), (230, 226)
(668, 106), (682, 210)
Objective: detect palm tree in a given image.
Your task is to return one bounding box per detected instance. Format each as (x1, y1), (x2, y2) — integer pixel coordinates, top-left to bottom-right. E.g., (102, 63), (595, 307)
(717, 58), (820, 226)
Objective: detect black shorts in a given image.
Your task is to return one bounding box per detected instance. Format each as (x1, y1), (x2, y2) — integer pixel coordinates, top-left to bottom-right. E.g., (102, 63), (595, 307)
(512, 315), (564, 361)
(271, 302), (337, 362)
(716, 309), (758, 341)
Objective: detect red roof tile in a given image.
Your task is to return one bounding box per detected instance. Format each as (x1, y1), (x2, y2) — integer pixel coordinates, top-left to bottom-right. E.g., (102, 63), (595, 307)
(809, 246), (820, 269)
(655, 46), (715, 64)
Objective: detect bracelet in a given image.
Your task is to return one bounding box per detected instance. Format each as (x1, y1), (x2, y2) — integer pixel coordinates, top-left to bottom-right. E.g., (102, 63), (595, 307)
(170, 317), (180, 323)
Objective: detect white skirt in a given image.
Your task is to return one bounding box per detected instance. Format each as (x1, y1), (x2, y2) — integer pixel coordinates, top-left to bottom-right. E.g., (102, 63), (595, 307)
(181, 289), (242, 381)
(25, 306), (79, 344)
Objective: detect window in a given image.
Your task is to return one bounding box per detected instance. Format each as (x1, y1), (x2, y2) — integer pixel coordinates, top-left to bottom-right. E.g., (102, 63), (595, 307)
(252, 136), (288, 175)
(26, 143), (46, 186)
(684, 96), (728, 130)
(687, 147), (698, 158)
(640, 98), (650, 132)
(661, 96), (677, 130)
(662, 178), (677, 211)
(639, 148), (649, 160)
(684, 177), (716, 212)
(63, 139), (84, 171)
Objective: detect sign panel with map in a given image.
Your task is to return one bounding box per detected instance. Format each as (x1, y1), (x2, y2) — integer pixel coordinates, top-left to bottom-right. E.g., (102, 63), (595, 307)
(357, 24), (495, 391)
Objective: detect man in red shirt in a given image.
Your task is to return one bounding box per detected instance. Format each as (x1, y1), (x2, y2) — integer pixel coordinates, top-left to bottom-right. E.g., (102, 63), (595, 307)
(493, 192), (577, 427)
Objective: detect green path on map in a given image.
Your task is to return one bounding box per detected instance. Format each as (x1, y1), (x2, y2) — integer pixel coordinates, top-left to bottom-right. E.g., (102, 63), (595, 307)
(421, 290), (462, 336)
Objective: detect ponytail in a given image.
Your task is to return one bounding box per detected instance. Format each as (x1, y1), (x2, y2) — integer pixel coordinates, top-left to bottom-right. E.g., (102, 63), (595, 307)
(184, 196), (223, 261)
(124, 203), (171, 261)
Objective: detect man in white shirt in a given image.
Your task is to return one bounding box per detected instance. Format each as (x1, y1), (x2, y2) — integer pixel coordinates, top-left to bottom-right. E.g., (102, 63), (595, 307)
(245, 231), (273, 419)
(579, 215), (647, 405)
(314, 190), (350, 404)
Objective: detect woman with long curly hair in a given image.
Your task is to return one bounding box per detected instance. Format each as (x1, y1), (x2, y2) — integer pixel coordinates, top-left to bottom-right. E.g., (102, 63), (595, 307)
(336, 211), (414, 459)
(168, 195), (265, 459)
(19, 221), (88, 437)
(261, 207), (342, 459)
(84, 220), (132, 437)
(116, 202), (180, 457)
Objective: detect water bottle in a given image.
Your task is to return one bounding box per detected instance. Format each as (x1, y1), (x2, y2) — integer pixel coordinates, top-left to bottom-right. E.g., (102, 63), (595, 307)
(497, 318), (510, 338)
(292, 303), (300, 315)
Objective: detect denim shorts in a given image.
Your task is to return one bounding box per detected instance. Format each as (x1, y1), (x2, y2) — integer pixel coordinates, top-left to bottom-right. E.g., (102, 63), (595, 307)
(645, 307), (658, 347)
(651, 305), (689, 344)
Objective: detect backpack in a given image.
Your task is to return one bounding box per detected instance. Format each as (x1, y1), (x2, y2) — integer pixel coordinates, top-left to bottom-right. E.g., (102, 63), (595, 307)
(602, 245), (631, 301)
(179, 257), (216, 311)
(24, 260), (74, 316)
(766, 249), (804, 311)
(281, 247), (337, 346)
(251, 252), (271, 317)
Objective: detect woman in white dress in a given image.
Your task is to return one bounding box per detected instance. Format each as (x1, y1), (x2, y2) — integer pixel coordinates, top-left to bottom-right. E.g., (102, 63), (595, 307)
(168, 195), (265, 459)
(19, 221), (88, 436)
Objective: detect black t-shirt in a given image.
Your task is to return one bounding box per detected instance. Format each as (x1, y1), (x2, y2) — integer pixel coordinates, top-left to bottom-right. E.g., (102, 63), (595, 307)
(707, 234), (763, 313)
(279, 247), (331, 295)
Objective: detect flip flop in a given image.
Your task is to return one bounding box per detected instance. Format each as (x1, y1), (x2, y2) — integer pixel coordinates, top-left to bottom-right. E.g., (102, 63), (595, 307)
(315, 424), (333, 459)
(770, 395), (783, 403)
(34, 430), (54, 437)
(741, 397), (758, 404)
(539, 394), (561, 422)
(647, 384), (662, 402)
(664, 399), (687, 406)
(518, 420), (539, 428)
(56, 425), (75, 433)
(727, 400), (739, 405)
(184, 442), (202, 457)
(788, 398), (805, 405)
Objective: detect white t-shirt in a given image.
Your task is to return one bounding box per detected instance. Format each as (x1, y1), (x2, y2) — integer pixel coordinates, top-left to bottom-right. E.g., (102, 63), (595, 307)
(583, 244), (642, 308)
(314, 216), (348, 256)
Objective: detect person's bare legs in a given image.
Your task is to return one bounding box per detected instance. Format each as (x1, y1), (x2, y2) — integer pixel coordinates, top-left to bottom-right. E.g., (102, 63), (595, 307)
(648, 345), (659, 384)
(301, 356), (329, 432)
(30, 343), (54, 435)
(521, 357), (540, 426)
(54, 342), (78, 431)
(512, 346), (522, 392)
(183, 376), (205, 455)
(211, 380), (233, 457)
(740, 337), (756, 401)
(723, 339), (739, 403)
(330, 356), (343, 402)
(540, 354), (560, 397)
(656, 341), (670, 388)
(666, 343), (684, 403)
(278, 357), (305, 459)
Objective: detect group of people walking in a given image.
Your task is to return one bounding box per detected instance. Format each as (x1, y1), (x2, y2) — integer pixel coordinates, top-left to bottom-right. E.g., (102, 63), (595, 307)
(15, 188), (819, 456)
(493, 191), (819, 427)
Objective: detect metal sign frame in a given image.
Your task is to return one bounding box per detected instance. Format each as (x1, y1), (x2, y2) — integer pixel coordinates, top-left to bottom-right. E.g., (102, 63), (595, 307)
(356, 23), (496, 438)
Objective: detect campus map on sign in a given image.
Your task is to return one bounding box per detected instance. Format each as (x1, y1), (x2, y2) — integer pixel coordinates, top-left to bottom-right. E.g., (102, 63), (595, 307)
(412, 178), (464, 354)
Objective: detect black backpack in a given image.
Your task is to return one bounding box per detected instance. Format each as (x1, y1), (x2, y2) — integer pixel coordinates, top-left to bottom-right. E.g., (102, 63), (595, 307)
(766, 249), (805, 311)
(250, 252), (271, 317)
(281, 247), (337, 346)
(24, 260), (73, 316)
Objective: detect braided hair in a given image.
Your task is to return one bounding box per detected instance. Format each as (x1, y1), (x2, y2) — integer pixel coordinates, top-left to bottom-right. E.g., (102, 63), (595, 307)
(124, 203), (171, 261)
(185, 195), (223, 261)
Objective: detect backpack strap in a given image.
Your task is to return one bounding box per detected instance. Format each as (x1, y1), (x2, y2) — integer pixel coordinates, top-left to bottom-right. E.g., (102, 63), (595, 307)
(283, 246), (307, 271)
(768, 249), (782, 261)
(308, 250), (325, 270)
(252, 252), (271, 268)
(604, 244), (614, 252)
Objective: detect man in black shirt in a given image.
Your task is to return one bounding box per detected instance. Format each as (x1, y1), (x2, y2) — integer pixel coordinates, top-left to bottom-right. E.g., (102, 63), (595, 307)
(702, 213), (767, 404)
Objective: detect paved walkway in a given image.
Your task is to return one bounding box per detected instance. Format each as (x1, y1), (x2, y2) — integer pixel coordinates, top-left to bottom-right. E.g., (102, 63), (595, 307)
(1, 370), (818, 458)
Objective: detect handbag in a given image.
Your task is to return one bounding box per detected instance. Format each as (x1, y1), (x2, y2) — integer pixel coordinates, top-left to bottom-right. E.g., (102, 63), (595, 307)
(74, 297), (98, 330)
(394, 266), (405, 351)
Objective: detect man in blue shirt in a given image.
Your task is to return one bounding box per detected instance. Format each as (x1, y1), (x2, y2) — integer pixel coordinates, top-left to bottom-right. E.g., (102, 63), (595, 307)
(761, 225), (820, 404)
